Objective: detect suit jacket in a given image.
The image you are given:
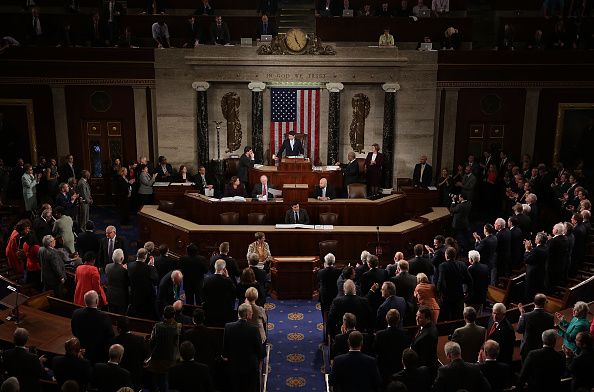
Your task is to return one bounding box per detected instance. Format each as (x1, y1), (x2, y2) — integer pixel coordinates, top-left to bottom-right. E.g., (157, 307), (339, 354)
(318, 266), (342, 310)
(202, 274), (236, 326)
(105, 262), (129, 310)
(524, 245), (548, 298)
(466, 262), (489, 305)
(517, 307), (554, 358)
(331, 330), (374, 359)
(517, 346), (565, 392)
(223, 319), (263, 372)
(52, 354), (93, 389)
(411, 323), (439, 371)
(364, 152), (385, 186)
(154, 254), (176, 281)
(516, 213), (532, 240)
(155, 163), (174, 182)
(451, 323), (486, 362)
(209, 22), (230, 44)
(32, 216), (52, 243)
(413, 163), (433, 187)
(53, 215), (75, 253)
(277, 138), (304, 157)
(437, 260), (473, 303)
(186, 19), (201, 46)
(432, 359), (491, 392)
(475, 234), (498, 268)
(71, 307), (115, 363)
(495, 228), (511, 271)
(392, 366), (432, 392)
(479, 360), (511, 392)
(91, 362), (133, 392)
(127, 260), (159, 319)
(168, 360), (214, 392)
(178, 255), (208, 292)
(208, 253), (240, 279)
(361, 267), (389, 295)
(38, 246), (66, 288)
(97, 236), (127, 268)
(194, 2), (214, 14)
(76, 177), (92, 203)
(3, 347), (43, 392)
(313, 185), (336, 199)
(509, 226), (524, 267)
(256, 21), (276, 37)
(157, 271), (184, 312)
(76, 230), (100, 257)
(112, 332), (148, 388)
(430, 245), (446, 284)
(373, 327), (410, 382)
(408, 256), (434, 278)
(59, 163), (78, 183)
(460, 173), (476, 201)
(568, 349), (594, 392)
(340, 159), (360, 186)
(330, 351), (382, 392)
(546, 235), (569, 287)
(450, 200), (471, 230)
(327, 294), (373, 336)
(251, 182), (276, 199)
(284, 208), (310, 224)
(391, 271), (417, 305)
(486, 317), (515, 364)
(376, 295), (407, 330)
(238, 153), (255, 183)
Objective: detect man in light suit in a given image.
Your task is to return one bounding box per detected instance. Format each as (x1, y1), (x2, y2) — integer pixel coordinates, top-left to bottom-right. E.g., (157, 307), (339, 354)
(516, 294), (554, 361)
(76, 170), (92, 230)
(412, 155), (433, 188)
(39, 234), (67, 298)
(451, 306), (486, 362)
(284, 201), (310, 224)
(432, 341), (491, 392)
(274, 130), (304, 158)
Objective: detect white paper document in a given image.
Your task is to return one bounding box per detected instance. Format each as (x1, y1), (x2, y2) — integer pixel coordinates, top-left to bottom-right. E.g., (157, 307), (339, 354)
(275, 224), (315, 229)
(221, 196), (246, 202)
(153, 182), (170, 187)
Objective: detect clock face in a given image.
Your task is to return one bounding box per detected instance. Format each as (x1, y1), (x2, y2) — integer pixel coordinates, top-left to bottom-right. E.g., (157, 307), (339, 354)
(285, 29), (308, 52)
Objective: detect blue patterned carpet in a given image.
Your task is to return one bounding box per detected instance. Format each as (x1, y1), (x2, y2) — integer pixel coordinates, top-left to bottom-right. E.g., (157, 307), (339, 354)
(265, 299), (326, 391)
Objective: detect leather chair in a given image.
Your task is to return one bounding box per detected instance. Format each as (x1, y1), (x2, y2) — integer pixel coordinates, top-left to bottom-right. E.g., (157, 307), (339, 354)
(220, 212), (239, 225)
(247, 212), (267, 225)
(319, 240), (338, 260)
(158, 200), (175, 214)
(319, 212), (338, 225)
(347, 183), (367, 199)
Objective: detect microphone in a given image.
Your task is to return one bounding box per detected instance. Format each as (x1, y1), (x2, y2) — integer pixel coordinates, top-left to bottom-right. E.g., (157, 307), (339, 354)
(375, 226), (382, 257)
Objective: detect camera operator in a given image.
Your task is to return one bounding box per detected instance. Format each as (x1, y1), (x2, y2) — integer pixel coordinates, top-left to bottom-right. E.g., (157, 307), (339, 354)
(450, 193), (471, 254)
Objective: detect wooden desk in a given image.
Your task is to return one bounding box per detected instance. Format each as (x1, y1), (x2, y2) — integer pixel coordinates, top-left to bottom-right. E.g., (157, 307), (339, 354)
(249, 165), (342, 192)
(282, 184), (309, 204)
(154, 184), (197, 206)
(400, 187), (440, 217)
(271, 257), (319, 299)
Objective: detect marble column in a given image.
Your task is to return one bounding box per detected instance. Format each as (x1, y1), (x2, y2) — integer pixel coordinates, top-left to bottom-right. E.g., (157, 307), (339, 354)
(441, 88), (459, 172)
(325, 83), (344, 165)
(248, 81), (266, 163)
(133, 86), (150, 160)
(382, 83), (400, 189)
(521, 88), (541, 159)
(192, 81), (210, 165)
(51, 86), (70, 158)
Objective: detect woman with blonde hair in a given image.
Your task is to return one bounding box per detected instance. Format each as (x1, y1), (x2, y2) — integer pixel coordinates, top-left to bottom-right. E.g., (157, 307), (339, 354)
(414, 272), (440, 323)
(245, 286), (267, 343)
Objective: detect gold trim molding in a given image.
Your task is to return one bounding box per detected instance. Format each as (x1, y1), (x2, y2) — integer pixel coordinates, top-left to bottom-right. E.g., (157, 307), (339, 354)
(0, 77), (155, 87)
(554, 103), (594, 164)
(0, 99), (38, 165)
(437, 81), (594, 88)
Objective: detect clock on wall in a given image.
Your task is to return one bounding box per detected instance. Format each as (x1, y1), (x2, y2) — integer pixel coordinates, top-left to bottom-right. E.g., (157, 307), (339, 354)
(284, 29), (308, 53)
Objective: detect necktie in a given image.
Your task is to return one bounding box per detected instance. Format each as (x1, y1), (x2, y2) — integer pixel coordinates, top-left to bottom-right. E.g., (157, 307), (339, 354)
(290, 140), (294, 150)
(263, 24), (267, 34)
(322, 188), (326, 198)
(414, 327), (422, 339)
(202, 176), (206, 188)
(295, 212), (298, 222)
(108, 238), (114, 259)
(262, 185), (266, 197)
(488, 322), (497, 336)
(420, 164), (425, 181)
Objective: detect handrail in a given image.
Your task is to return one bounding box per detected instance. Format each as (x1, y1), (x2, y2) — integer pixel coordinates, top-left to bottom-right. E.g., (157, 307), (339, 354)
(325, 373), (331, 392)
(262, 343), (271, 392)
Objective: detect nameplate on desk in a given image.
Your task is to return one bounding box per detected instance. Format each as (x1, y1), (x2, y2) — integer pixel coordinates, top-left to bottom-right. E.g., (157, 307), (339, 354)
(325, 165), (340, 171)
(207, 197), (220, 202)
(314, 225), (334, 230)
(275, 224), (315, 229)
(153, 182), (171, 187)
(170, 182), (195, 186)
(427, 186), (437, 190)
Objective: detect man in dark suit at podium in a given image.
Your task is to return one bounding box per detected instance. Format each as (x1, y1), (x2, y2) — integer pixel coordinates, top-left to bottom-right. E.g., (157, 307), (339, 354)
(337, 151), (360, 197)
(285, 201), (310, 224)
(314, 177), (336, 200)
(413, 155), (433, 188)
(274, 131), (304, 159)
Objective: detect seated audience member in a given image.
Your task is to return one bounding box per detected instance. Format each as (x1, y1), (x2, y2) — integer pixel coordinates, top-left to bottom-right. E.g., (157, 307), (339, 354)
(556, 301), (590, 354)
(223, 303), (264, 392)
(370, 281), (406, 330)
(376, 1), (392, 16)
(566, 332), (594, 392)
(178, 243), (207, 305)
(392, 348), (432, 392)
(157, 269), (184, 313)
(173, 299), (192, 325)
(247, 232), (272, 269)
(74, 251), (108, 307)
(394, 0), (411, 16)
(251, 174), (275, 199)
(411, 306), (439, 376)
(245, 286), (268, 343)
(359, 3), (373, 16)
(479, 340), (511, 392)
(258, 0), (278, 15)
(494, 23), (515, 51)
(373, 309), (410, 385)
(146, 306), (180, 390)
(152, 18), (170, 48)
(379, 28), (395, 47)
(112, 317), (148, 389)
(314, 177), (335, 200)
(412, 0), (429, 16)
(105, 248), (129, 314)
(486, 302), (515, 364)
(284, 201), (310, 224)
(413, 273), (440, 323)
(91, 344), (133, 392)
(194, 0), (214, 15)
(408, 244), (434, 277)
(432, 341), (491, 392)
(210, 16), (230, 45)
(224, 176), (246, 197)
(517, 329), (565, 392)
(52, 337), (93, 389)
(465, 250), (489, 311)
(451, 306), (486, 362)
(331, 312), (374, 360)
(431, 0), (449, 14)
(202, 259), (236, 326)
(442, 26), (461, 50)
(328, 279), (373, 336)
(517, 294), (554, 361)
(168, 341), (214, 392)
(256, 14), (276, 37)
(330, 331), (382, 391)
(3, 328), (43, 392)
(195, 165), (214, 195)
(71, 290), (115, 363)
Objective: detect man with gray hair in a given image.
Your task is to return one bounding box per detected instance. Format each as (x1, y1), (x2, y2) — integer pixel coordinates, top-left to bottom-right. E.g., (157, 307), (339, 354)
(486, 302), (515, 364)
(2, 328), (42, 392)
(433, 341), (491, 392)
(223, 302), (263, 392)
(71, 290), (115, 363)
(466, 249), (489, 313)
(355, 250), (371, 282)
(318, 252), (341, 321)
(39, 234), (67, 298)
(91, 344), (133, 391)
(127, 247), (159, 319)
(202, 258), (236, 326)
(370, 281), (406, 330)
(452, 306), (486, 362)
(97, 225), (127, 269)
(157, 269), (184, 315)
(327, 279), (373, 337)
(546, 222), (570, 291)
(0, 377), (19, 392)
(479, 340), (511, 392)
(517, 329), (565, 392)
(517, 293), (554, 361)
(494, 217), (511, 278)
(524, 232), (549, 300)
(105, 248), (129, 314)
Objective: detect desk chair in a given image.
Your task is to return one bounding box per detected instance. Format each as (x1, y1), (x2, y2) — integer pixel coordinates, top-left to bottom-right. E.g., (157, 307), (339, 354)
(319, 212), (338, 225)
(247, 212), (267, 225)
(220, 212), (239, 225)
(347, 183), (367, 199)
(319, 240), (339, 261)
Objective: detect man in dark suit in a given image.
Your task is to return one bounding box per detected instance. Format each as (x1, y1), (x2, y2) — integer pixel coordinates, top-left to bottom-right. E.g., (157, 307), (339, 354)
(112, 317), (148, 389)
(105, 249), (129, 314)
(450, 193), (472, 254)
(59, 154), (78, 183)
(425, 235), (446, 285)
(3, 328), (43, 392)
(517, 329), (565, 392)
(182, 309), (219, 369)
(55, 182), (78, 217)
(479, 340), (511, 392)
(247, 253), (267, 290)
(103, 0), (123, 45)
(178, 243), (207, 305)
(508, 216), (524, 269)
(155, 155), (174, 182)
(370, 281), (407, 330)
(314, 177), (336, 200)
(411, 306), (439, 376)
(71, 290), (115, 363)
(392, 348), (432, 392)
(486, 302), (516, 364)
(33, 208), (53, 243)
(275, 130), (304, 158)
(223, 303), (264, 392)
(494, 217), (511, 278)
(127, 248), (159, 319)
(97, 226), (127, 269)
(408, 244), (434, 279)
(570, 212), (587, 275)
(38, 234), (67, 298)
(338, 151), (360, 189)
(76, 220), (100, 257)
(473, 223), (498, 285)
(251, 174), (276, 199)
(330, 331), (382, 392)
(412, 155), (433, 188)
(208, 241), (240, 280)
(391, 260), (417, 308)
(327, 279), (373, 336)
(284, 201), (310, 224)
(567, 331), (594, 392)
(432, 341), (491, 392)
(157, 270), (185, 315)
(185, 15), (201, 48)
(154, 243), (176, 282)
(438, 247), (473, 321)
(516, 294), (554, 361)
(318, 253), (342, 316)
(210, 16), (230, 45)
(546, 222), (570, 290)
(513, 204), (532, 240)
(52, 337), (93, 390)
(361, 255), (389, 314)
(373, 309), (410, 385)
(238, 146), (255, 190)
(87, 11), (108, 47)
(202, 259), (236, 327)
(91, 344), (133, 392)
(466, 250), (489, 312)
(451, 306), (486, 363)
(330, 312), (374, 360)
(168, 340), (214, 392)
(256, 14), (276, 37)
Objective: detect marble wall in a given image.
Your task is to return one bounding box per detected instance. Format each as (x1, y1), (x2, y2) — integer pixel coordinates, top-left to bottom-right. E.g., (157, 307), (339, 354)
(154, 47), (438, 183)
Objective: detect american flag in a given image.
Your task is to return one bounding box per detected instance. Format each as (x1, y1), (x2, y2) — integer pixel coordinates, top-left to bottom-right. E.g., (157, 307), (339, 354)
(270, 87), (320, 163)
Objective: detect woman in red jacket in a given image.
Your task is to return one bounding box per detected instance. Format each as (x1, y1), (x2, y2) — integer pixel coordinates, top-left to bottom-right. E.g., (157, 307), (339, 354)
(5, 219), (31, 275)
(74, 251), (107, 307)
(22, 239), (41, 291)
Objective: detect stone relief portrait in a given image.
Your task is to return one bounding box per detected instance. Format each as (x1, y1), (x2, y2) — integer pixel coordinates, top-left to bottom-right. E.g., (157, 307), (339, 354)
(221, 92), (242, 153)
(349, 93), (370, 153)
